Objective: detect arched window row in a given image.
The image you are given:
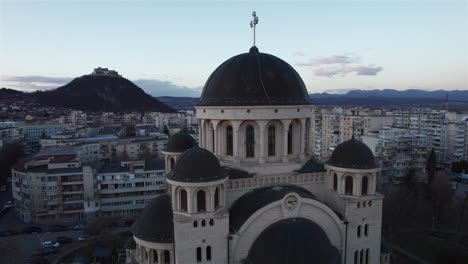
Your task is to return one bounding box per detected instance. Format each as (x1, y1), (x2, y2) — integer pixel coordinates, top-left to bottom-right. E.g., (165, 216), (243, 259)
(354, 249), (369, 264)
(178, 186), (224, 213)
(357, 200), (373, 208)
(136, 246), (171, 264)
(196, 246), (212, 262)
(357, 224), (370, 238)
(205, 119), (311, 160)
(193, 219), (215, 228)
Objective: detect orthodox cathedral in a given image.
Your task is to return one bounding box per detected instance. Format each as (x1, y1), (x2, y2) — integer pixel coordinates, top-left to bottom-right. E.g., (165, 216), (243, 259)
(128, 14), (385, 264)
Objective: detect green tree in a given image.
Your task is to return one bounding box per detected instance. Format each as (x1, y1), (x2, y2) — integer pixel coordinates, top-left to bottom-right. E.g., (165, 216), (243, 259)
(430, 171), (453, 230)
(426, 149), (437, 184)
(0, 142), (24, 183)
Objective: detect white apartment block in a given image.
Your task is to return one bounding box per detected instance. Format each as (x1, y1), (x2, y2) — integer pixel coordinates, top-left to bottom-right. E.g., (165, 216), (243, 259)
(363, 128), (427, 185)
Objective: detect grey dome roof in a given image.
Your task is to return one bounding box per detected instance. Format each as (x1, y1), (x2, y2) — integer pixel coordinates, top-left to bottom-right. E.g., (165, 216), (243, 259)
(197, 46), (312, 106)
(166, 132), (196, 153)
(166, 147), (226, 183)
(326, 137), (378, 169)
(246, 218), (341, 264)
(132, 194), (173, 243)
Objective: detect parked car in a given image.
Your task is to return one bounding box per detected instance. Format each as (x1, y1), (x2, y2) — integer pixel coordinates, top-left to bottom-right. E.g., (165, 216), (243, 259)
(42, 241), (60, 248)
(124, 218), (135, 227)
(33, 247), (57, 256)
(55, 236), (72, 244)
(459, 173), (468, 183)
(3, 201), (13, 209)
(0, 207), (10, 216)
(49, 224), (68, 232)
(0, 229), (18, 236)
(74, 223), (86, 230)
(78, 234), (94, 241)
(22, 226), (42, 233)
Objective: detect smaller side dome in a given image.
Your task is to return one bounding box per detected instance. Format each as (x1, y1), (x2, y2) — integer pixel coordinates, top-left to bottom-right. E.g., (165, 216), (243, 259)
(132, 194), (173, 243)
(167, 147), (226, 183)
(326, 137), (378, 169)
(166, 132), (196, 153)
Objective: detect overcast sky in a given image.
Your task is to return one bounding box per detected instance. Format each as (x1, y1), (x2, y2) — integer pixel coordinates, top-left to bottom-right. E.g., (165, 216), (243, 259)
(0, 0), (467, 96)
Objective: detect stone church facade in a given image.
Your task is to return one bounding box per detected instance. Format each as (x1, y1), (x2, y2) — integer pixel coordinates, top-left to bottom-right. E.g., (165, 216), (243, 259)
(127, 45), (386, 264)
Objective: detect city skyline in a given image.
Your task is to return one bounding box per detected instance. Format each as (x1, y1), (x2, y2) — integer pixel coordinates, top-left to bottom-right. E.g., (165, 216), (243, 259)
(0, 0), (467, 96)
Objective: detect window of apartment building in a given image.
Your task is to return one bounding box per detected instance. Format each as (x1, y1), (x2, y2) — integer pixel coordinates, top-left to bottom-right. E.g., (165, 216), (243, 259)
(135, 182), (144, 187)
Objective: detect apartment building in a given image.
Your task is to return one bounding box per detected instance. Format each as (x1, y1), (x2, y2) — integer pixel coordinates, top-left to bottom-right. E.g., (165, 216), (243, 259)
(20, 124), (68, 143)
(84, 160), (166, 220)
(11, 146), (167, 224)
(113, 136), (168, 161)
(363, 128), (427, 185)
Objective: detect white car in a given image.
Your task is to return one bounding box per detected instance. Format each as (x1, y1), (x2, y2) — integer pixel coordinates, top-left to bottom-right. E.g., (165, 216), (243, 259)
(42, 241), (60, 248)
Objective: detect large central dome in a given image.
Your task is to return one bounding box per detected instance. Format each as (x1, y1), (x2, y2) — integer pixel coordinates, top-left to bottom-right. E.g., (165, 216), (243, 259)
(197, 46), (312, 106)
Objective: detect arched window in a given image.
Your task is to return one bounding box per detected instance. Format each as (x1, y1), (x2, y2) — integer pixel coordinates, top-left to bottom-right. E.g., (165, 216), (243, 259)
(333, 173), (337, 191)
(196, 247), (202, 262)
(193, 221), (198, 228)
(226, 126), (233, 156)
(354, 251), (358, 264)
(287, 124), (293, 154)
(206, 246), (212, 261)
(362, 176), (369, 195)
(214, 187), (220, 209)
(360, 250), (364, 264)
(365, 249), (369, 264)
(246, 125), (255, 158)
(180, 189), (188, 211)
(364, 224), (368, 237)
(164, 250), (170, 264)
(268, 125), (276, 156)
(357, 225), (361, 238)
(345, 176), (354, 195)
(209, 219), (214, 226)
(197, 190), (206, 212)
(201, 220), (206, 227)
(153, 250), (158, 263)
(170, 157), (175, 170)
(145, 250), (148, 260)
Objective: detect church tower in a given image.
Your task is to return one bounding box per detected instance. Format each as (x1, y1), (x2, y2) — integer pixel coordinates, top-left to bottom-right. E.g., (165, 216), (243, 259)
(162, 131), (196, 173)
(166, 147), (229, 264)
(324, 137), (383, 264)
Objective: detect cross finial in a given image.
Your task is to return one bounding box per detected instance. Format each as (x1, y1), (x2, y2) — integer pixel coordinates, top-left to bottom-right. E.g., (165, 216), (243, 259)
(250, 11), (259, 47)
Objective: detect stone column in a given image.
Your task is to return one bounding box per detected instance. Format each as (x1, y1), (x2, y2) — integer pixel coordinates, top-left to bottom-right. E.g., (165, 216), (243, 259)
(281, 119), (292, 162)
(232, 120), (241, 163)
(257, 120), (268, 164)
(157, 250), (162, 264)
(199, 119), (204, 148)
(299, 119), (306, 159)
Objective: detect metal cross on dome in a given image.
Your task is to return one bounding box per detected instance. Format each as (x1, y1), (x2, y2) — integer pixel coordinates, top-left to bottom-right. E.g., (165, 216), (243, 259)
(250, 11), (259, 46)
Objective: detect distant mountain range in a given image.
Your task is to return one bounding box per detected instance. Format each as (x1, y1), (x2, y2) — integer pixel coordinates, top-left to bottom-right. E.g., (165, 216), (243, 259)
(158, 89), (468, 109)
(1, 75), (175, 113)
(2, 82), (468, 111)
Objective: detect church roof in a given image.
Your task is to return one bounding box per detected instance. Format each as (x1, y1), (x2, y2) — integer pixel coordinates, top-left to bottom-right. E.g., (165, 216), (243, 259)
(165, 132), (196, 153)
(245, 217), (341, 264)
(166, 147), (227, 183)
(297, 159), (326, 174)
(197, 46), (312, 107)
(326, 137), (379, 169)
(131, 194), (173, 243)
(229, 185), (315, 232)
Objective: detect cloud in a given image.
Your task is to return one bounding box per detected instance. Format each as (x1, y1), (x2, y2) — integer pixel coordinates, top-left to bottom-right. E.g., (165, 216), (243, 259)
(0, 75), (73, 91)
(314, 65), (383, 77)
(296, 55), (357, 66)
(132, 79), (201, 97)
(292, 51), (305, 57)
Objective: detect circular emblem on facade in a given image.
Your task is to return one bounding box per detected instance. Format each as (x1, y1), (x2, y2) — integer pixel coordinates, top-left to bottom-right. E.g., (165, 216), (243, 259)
(284, 194), (298, 210)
